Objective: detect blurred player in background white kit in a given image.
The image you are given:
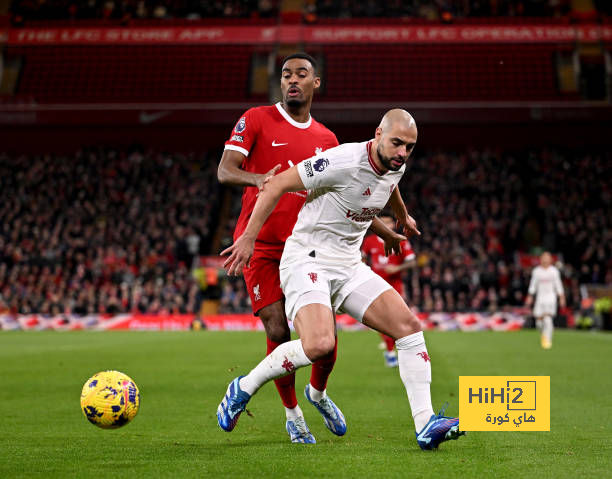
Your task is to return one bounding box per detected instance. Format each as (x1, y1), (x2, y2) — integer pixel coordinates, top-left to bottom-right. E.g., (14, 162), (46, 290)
(217, 109), (465, 450)
(526, 252), (565, 349)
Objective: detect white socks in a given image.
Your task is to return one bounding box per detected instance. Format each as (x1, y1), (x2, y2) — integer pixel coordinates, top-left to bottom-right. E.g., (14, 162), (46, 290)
(396, 331), (435, 432)
(542, 315), (553, 344)
(285, 405), (304, 421)
(239, 339), (312, 396)
(307, 384), (326, 402)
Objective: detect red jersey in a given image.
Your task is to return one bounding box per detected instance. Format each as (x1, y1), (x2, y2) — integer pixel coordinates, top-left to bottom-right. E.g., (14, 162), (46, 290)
(225, 103), (338, 252)
(361, 234), (415, 292)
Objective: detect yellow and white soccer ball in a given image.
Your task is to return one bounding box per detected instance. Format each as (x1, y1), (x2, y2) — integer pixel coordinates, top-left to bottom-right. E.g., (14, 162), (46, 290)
(80, 370), (140, 429)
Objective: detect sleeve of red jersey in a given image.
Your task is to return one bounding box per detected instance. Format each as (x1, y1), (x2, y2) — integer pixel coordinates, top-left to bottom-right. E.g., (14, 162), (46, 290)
(224, 109), (260, 157)
(401, 240), (416, 261)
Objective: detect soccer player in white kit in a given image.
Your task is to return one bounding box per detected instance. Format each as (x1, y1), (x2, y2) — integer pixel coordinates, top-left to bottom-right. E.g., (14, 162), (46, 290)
(217, 109), (464, 450)
(526, 252), (566, 349)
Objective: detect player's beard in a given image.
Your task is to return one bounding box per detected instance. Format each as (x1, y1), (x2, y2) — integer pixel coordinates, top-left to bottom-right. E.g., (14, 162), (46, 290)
(376, 143), (404, 172)
(285, 95), (305, 108)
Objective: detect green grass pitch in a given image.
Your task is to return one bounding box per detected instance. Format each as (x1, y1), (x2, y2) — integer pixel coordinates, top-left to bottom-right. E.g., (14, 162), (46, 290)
(1, 329), (611, 478)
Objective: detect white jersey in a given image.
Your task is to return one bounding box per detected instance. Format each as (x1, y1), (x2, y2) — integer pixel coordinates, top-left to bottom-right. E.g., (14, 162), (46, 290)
(528, 265), (564, 303)
(282, 140), (405, 266)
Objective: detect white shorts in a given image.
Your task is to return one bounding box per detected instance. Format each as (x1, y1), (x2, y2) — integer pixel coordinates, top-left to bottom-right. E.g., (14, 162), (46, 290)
(533, 301), (557, 318)
(279, 259), (391, 322)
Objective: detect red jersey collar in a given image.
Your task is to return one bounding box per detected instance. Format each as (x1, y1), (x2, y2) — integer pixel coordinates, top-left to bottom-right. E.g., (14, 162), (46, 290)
(367, 141), (384, 176)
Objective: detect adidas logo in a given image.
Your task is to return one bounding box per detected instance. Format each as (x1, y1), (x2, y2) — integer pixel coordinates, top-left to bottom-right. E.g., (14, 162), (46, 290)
(362, 187), (371, 196)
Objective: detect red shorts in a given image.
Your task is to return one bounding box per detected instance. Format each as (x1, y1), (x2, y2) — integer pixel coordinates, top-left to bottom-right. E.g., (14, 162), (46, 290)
(243, 248), (284, 315)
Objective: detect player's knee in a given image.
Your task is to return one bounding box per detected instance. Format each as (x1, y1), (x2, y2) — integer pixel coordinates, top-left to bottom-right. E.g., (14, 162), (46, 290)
(259, 309), (290, 343)
(302, 335), (336, 362)
(391, 311), (422, 339)
(263, 320), (291, 343)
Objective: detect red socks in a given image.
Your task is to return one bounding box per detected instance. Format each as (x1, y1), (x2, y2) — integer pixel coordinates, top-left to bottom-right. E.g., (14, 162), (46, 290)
(267, 335), (338, 404)
(310, 336), (338, 392)
(381, 333), (395, 352)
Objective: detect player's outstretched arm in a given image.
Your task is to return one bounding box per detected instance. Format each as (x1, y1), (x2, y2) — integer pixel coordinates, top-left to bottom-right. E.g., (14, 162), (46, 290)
(388, 187), (420, 237)
(218, 149), (281, 189)
(221, 167), (305, 275)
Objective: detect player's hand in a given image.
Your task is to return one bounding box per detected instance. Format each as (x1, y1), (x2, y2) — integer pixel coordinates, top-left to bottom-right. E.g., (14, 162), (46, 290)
(220, 234), (256, 276)
(525, 296), (533, 307)
(384, 231), (406, 256)
(256, 164), (281, 194)
(396, 213), (420, 238)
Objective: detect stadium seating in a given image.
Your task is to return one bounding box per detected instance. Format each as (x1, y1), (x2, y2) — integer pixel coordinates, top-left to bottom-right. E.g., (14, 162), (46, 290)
(5, 45), (260, 103)
(321, 44), (579, 101)
(4, 42), (580, 103)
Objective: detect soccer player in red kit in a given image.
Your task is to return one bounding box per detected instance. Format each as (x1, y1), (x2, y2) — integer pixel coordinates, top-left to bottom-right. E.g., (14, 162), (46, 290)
(362, 212), (416, 368)
(218, 53), (341, 443)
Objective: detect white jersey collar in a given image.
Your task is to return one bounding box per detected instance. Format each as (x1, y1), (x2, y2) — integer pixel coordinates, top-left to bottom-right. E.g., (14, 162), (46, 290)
(275, 102), (312, 129)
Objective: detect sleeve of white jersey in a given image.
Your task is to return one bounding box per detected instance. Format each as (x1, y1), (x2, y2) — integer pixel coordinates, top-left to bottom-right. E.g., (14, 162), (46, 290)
(528, 268), (538, 295)
(297, 148), (353, 191)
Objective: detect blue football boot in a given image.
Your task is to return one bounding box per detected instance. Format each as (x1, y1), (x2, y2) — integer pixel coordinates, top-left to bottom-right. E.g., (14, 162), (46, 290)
(304, 384), (347, 436)
(286, 416), (316, 444)
(415, 404), (465, 450)
(217, 376), (251, 432)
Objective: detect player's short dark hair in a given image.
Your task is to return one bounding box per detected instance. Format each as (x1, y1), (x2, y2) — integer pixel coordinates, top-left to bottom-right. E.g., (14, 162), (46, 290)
(282, 52), (317, 73)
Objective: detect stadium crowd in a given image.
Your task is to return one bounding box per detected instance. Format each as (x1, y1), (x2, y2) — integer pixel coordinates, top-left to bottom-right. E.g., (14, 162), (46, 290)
(0, 147), (609, 316)
(0, 148), (220, 316)
(395, 148), (611, 314)
(308, 0), (573, 20)
(11, 0), (607, 24)
(9, 0), (279, 23)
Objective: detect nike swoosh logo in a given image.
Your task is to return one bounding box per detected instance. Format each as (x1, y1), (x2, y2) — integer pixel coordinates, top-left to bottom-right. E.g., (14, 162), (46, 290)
(272, 140), (288, 147)
(139, 111), (171, 124)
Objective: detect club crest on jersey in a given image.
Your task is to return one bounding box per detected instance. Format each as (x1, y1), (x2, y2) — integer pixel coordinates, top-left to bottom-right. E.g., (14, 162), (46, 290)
(315, 147), (323, 155)
(234, 116), (246, 133)
(253, 284), (261, 301)
(314, 158), (329, 172)
(308, 272), (318, 283)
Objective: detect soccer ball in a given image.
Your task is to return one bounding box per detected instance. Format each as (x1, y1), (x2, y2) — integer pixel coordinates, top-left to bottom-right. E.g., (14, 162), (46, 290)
(80, 370), (140, 429)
